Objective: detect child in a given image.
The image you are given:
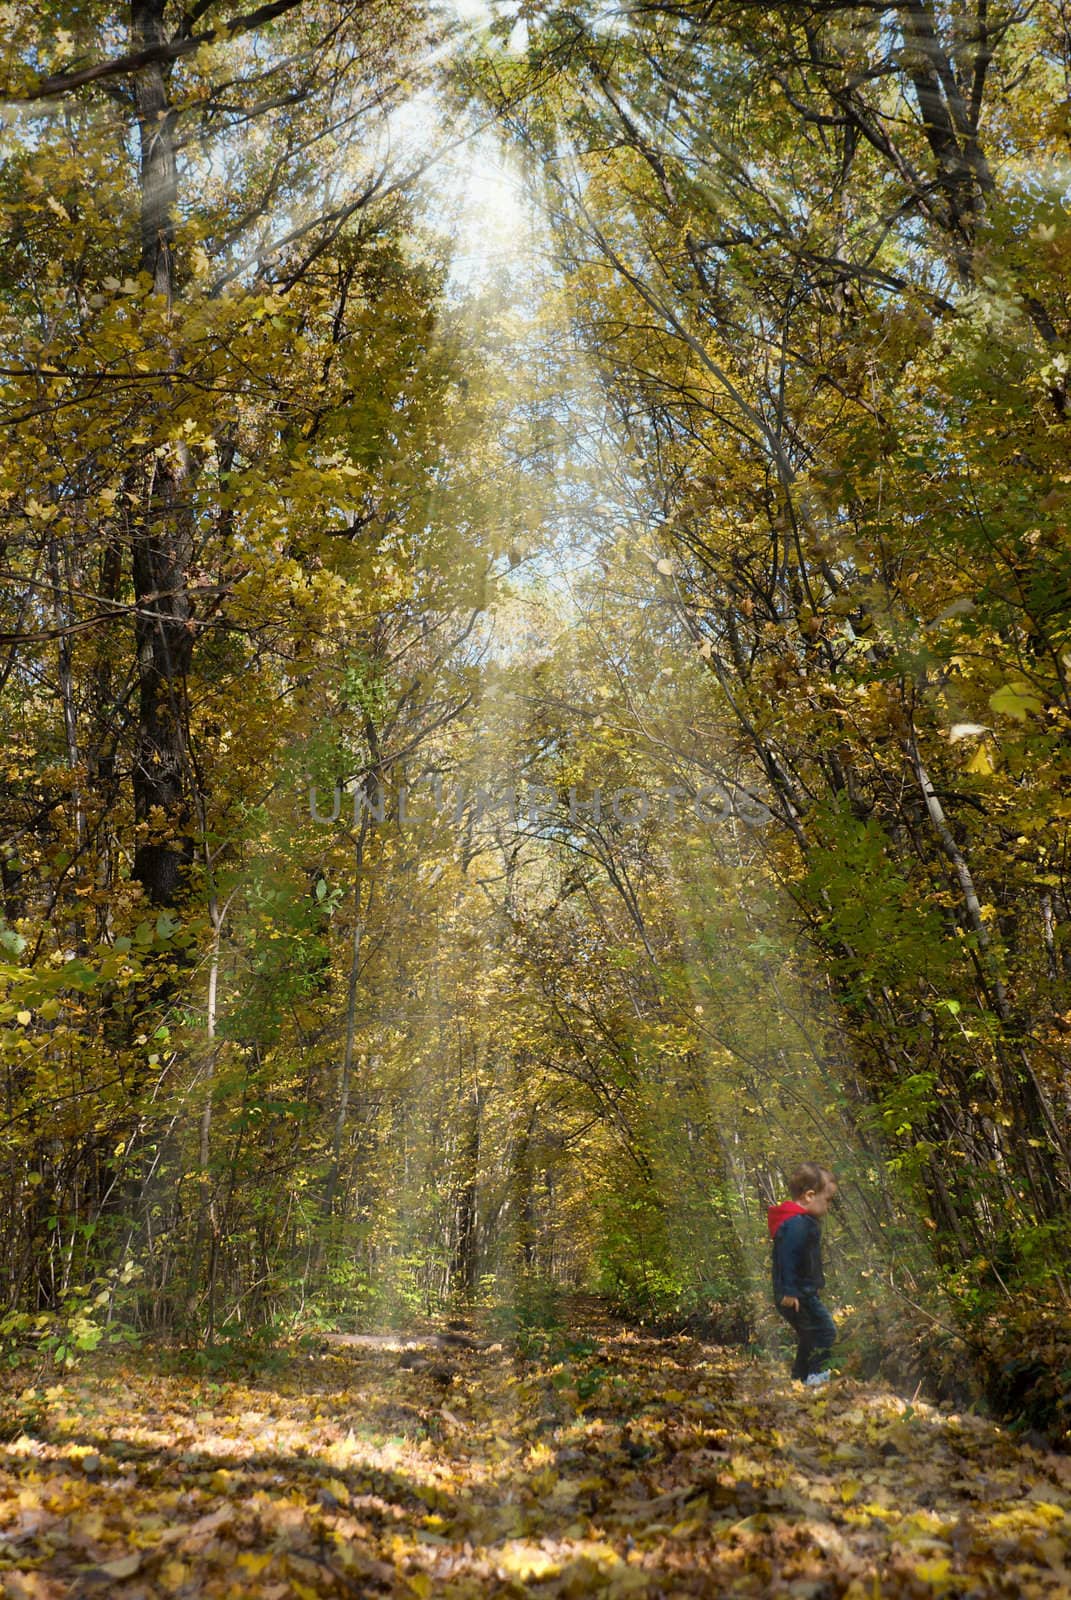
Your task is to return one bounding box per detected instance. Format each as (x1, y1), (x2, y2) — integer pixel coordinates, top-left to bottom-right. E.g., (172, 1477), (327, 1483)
(767, 1162), (838, 1387)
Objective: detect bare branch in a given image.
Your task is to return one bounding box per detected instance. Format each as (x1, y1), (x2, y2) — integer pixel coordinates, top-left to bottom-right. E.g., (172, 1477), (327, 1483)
(10, 0), (309, 102)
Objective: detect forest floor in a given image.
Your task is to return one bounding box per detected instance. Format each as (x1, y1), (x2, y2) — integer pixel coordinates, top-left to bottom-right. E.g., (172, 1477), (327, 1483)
(1, 1308), (1069, 1599)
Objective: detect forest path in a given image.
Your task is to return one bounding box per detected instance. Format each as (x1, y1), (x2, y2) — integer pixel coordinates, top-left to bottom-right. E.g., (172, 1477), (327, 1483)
(1, 1318), (1069, 1599)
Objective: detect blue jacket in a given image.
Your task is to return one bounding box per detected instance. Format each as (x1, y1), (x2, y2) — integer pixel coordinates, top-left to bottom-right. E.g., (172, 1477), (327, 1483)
(768, 1205), (825, 1300)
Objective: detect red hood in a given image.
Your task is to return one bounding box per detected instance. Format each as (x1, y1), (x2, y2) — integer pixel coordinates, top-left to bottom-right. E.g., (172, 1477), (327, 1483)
(767, 1200), (809, 1239)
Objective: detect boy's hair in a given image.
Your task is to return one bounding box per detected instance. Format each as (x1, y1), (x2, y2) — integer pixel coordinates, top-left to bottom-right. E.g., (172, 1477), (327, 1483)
(787, 1161), (836, 1199)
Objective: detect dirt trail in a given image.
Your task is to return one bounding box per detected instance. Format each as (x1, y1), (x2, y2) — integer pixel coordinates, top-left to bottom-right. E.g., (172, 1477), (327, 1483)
(1, 1322), (1068, 1597)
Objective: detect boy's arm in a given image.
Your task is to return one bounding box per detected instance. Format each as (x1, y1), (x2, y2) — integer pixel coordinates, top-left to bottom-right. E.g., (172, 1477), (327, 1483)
(777, 1214), (811, 1304)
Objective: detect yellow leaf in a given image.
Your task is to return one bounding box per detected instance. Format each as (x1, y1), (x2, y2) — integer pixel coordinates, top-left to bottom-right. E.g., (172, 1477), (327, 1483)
(912, 1558), (953, 1586)
(237, 1552), (272, 1575)
(966, 741), (996, 775)
(407, 1574), (433, 1598)
(97, 1553), (142, 1579)
(16, 1010), (31, 1025)
(498, 1542), (561, 1580)
(569, 1540), (623, 1570)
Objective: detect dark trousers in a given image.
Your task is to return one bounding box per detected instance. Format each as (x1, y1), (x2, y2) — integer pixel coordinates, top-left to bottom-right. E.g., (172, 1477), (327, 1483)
(776, 1291), (836, 1380)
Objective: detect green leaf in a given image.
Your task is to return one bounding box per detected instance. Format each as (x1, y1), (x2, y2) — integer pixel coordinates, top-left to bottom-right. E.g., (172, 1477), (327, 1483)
(989, 681), (1045, 719)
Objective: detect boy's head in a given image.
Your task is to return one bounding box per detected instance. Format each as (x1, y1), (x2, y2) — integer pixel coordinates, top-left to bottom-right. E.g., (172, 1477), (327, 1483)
(787, 1162), (838, 1216)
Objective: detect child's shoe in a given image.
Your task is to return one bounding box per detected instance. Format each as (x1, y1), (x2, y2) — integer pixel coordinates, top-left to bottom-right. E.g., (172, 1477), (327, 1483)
(803, 1369), (831, 1387)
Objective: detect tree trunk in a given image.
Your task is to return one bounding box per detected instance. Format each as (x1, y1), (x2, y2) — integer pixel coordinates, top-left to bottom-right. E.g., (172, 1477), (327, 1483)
(324, 829), (366, 1218)
(453, 1060), (483, 1297)
(130, 0), (195, 906)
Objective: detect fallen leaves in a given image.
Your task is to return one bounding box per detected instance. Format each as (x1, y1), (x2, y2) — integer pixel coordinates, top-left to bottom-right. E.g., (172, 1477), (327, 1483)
(0, 1314), (1068, 1596)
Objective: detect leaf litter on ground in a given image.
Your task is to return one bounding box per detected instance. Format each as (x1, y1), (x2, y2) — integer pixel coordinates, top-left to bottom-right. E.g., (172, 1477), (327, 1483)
(1, 1311), (1069, 1598)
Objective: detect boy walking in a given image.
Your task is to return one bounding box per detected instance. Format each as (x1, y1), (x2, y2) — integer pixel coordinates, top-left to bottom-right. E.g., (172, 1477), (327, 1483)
(768, 1162), (837, 1387)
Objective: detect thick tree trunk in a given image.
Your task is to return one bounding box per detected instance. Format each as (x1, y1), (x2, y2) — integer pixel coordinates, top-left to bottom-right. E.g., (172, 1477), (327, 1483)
(130, 0), (195, 906)
(132, 0), (178, 300)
